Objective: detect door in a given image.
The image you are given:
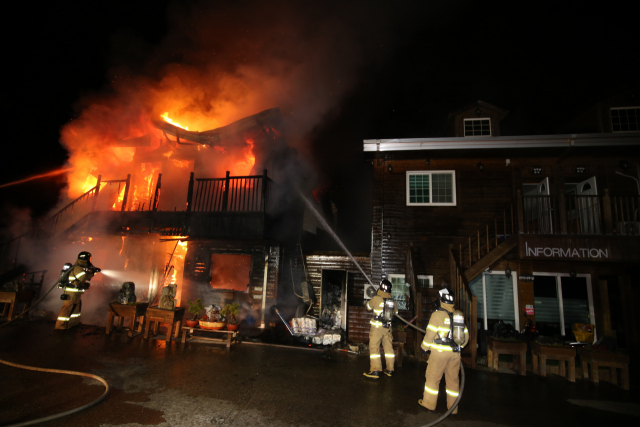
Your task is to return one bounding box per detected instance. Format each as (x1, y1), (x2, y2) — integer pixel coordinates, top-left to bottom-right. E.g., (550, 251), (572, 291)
(576, 176), (600, 234)
(320, 269), (347, 329)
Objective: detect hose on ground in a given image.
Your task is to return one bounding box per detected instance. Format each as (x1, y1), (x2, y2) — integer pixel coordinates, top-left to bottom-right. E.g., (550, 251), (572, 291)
(394, 314), (465, 427)
(0, 359), (110, 427)
(0, 279), (110, 426)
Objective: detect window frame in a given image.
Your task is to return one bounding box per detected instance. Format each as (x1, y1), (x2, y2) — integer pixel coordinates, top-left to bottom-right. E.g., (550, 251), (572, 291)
(417, 275), (434, 289)
(387, 273), (411, 310)
(463, 118), (492, 136)
(532, 272), (595, 341)
(473, 271), (520, 332)
(610, 107), (640, 132)
(406, 170), (457, 206)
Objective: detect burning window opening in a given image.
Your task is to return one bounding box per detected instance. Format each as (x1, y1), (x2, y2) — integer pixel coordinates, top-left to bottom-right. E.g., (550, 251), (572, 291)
(210, 254), (252, 292)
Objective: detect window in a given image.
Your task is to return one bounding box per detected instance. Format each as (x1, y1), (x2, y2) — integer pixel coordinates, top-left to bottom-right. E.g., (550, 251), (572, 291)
(417, 275), (434, 289)
(533, 273), (595, 341)
(610, 107), (639, 132)
(469, 271), (519, 331)
(388, 274), (411, 310)
(406, 171), (456, 206)
(464, 118), (491, 136)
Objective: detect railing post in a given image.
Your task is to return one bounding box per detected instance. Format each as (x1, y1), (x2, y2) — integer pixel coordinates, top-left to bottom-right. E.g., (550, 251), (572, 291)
(186, 172), (194, 212)
(470, 295), (477, 368)
(121, 174), (131, 212)
(222, 171), (230, 211)
(152, 173), (162, 211)
(261, 169), (268, 213)
(603, 189), (613, 234)
(558, 192), (568, 234)
(92, 175), (102, 212)
(517, 189), (524, 233)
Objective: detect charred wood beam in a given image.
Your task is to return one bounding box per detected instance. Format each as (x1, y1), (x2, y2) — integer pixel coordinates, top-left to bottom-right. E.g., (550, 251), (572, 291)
(151, 107), (283, 146)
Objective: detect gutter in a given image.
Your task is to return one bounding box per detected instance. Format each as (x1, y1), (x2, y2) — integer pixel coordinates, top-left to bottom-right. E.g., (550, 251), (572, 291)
(363, 132), (640, 152)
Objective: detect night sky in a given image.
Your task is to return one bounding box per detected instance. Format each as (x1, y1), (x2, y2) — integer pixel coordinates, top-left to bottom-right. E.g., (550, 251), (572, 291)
(2, 1), (638, 250)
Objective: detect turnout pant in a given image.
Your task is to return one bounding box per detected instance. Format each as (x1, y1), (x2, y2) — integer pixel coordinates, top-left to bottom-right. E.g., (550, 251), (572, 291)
(368, 325), (395, 372)
(55, 291), (83, 330)
(422, 351), (461, 413)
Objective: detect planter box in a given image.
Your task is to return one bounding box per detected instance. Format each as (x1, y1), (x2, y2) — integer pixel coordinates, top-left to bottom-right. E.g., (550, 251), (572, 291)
(392, 331), (406, 343)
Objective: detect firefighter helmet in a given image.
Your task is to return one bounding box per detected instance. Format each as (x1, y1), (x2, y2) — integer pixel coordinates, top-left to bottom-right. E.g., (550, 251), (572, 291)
(439, 287), (454, 304)
(78, 251), (92, 262)
(380, 279), (392, 293)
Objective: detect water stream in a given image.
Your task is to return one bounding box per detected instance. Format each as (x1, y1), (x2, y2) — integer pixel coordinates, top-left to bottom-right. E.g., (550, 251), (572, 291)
(297, 190), (374, 287)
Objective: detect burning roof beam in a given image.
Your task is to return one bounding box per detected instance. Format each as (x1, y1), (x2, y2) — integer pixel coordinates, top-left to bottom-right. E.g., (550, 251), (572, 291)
(151, 107), (283, 146)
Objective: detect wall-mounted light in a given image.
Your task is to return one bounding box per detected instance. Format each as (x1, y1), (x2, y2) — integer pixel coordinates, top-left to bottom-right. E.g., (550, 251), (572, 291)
(426, 159), (430, 165)
(477, 162), (484, 171)
(532, 167), (542, 174)
(505, 263), (512, 278)
(387, 233), (391, 239)
(569, 269), (577, 278)
(388, 164), (393, 173)
(575, 166), (586, 174)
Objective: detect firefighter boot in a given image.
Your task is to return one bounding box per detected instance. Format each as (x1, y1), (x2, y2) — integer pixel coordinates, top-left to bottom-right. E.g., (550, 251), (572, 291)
(363, 371), (381, 379)
(383, 369), (393, 377)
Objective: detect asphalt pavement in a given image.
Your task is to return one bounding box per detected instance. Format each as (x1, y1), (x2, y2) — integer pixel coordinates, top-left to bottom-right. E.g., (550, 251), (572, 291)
(1, 320), (639, 427)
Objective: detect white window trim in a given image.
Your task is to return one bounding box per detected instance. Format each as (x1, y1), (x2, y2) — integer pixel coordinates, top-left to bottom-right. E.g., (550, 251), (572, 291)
(463, 117), (492, 136)
(532, 272), (595, 341)
(406, 170), (457, 206)
(610, 106), (640, 133)
(417, 274), (434, 289)
(479, 271), (519, 332)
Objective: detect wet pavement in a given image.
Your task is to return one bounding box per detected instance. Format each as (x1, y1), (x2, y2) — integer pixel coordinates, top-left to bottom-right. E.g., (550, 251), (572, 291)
(1, 320), (639, 427)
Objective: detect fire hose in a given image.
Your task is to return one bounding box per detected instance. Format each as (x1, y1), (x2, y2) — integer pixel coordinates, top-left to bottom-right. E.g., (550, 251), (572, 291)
(394, 313), (465, 427)
(0, 278), (110, 427)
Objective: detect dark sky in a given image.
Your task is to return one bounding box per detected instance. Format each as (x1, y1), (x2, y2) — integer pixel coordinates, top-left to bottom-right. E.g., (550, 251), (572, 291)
(2, 1), (638, 250)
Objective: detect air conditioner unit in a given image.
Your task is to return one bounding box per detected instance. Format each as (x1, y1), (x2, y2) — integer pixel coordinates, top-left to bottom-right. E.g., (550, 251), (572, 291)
(364, 284), (378, 300)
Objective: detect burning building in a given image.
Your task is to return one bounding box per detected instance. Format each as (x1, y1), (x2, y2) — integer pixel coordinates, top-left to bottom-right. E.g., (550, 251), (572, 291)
(1, 107), (304, 329)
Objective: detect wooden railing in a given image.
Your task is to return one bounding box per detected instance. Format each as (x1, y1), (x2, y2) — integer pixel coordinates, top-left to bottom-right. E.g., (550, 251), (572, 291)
(187, 170), (270, 213)
(450, 246), (477, 368)
(460, 203), (516, 269)
(519, 190), (639, 236)
(0, 174), (131, 274)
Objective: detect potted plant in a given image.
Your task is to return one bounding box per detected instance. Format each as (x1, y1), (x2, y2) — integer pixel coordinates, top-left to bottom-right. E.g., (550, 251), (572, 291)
(186, 298), (204, 327)
(221, 303), (240, 331)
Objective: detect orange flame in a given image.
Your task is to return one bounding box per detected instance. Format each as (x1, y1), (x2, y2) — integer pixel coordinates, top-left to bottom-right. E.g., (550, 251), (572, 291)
(161, 113), (189, 130)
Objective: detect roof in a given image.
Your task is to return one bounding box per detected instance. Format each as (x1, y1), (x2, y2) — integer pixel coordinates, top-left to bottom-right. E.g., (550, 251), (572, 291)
(363, 132), (640, 152)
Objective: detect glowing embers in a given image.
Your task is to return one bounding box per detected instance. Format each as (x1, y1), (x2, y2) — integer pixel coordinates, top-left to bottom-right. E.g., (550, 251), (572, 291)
(210, 254), (251, 292)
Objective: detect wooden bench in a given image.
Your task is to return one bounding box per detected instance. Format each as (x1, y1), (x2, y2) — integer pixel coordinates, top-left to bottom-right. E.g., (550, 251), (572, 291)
(0, 291), (35, 321)
(181, 326), (239, 352)
(144, 307), (185, 343)
(106, 303), (148, 337)
(532, 342), (576, 382)
(579, 348), (629, 390)
(487, 336), (527, 376)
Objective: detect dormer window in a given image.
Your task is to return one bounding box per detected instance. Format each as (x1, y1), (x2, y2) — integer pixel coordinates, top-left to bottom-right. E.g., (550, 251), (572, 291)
(464, 118), (491, 136)
(610, 107), (639, 132)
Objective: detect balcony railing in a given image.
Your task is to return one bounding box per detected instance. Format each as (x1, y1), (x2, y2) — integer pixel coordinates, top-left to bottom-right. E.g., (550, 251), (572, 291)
(519, 190), (639, 236)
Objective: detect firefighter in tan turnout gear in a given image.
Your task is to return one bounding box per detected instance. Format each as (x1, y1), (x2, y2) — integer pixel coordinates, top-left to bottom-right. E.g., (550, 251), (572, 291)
(419, 288), (469, 413)
(55, 252), (100, 330)
(363, 279), (398, 379)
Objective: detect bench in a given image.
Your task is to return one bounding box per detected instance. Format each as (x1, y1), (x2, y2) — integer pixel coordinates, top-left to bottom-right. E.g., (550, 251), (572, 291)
(181, 326), (239, 353)
(532, 342), (576, 382)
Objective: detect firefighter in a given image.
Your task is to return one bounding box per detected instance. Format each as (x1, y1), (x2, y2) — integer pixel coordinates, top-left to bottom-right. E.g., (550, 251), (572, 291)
(419, 287), (469, 414)
(363, 279), (398, 379)
(55, 252), (100, 330)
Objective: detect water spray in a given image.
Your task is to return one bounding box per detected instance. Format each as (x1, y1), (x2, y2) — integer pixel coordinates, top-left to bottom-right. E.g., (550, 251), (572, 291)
(0, 167), (73, 189)
(296, 189), (374, 286)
